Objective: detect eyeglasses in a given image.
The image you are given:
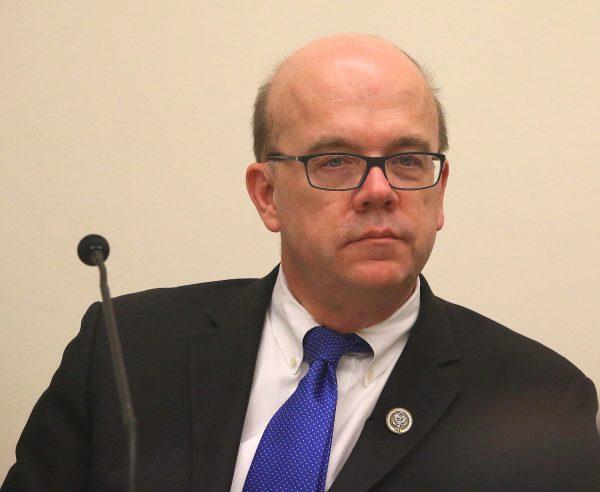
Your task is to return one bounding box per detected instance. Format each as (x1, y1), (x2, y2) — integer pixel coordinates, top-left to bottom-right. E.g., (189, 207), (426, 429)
(266, 152), (446, 191)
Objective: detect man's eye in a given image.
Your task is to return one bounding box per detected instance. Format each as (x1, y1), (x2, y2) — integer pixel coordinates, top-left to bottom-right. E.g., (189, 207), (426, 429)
(398, 156), (418, 167)
(323, 157), (344, 167)
(388, 155), (426, 168)
(309, 155), (363, 172)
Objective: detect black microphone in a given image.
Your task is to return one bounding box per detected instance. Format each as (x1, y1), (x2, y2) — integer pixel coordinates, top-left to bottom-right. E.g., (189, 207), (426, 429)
(77, 234), (137, 492)
(77, 234), (110, 265)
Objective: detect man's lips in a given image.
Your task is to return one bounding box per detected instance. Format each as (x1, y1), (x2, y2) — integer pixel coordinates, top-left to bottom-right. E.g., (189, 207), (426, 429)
(350, 229), (400, 243)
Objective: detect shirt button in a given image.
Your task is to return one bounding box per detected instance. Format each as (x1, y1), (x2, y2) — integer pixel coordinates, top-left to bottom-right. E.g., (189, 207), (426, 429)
(290, 356), (298, 367)
(367, 369), (374, 382)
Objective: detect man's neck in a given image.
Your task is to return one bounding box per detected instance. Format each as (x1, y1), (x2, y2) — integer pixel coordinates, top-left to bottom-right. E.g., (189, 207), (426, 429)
(280, 262), (416, 334)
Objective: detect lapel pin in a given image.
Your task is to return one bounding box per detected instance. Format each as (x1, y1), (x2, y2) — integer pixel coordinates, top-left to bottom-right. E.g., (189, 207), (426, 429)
(386, 407), (413, 434)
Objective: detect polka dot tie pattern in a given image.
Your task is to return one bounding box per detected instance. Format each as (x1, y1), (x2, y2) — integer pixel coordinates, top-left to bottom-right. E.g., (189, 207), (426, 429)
(243, 326), (372, 492)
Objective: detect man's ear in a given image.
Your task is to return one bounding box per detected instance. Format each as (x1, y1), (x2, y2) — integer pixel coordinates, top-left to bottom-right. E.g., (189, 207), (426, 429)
(246, 163), (281, 232)
(436, 160), (449, 231)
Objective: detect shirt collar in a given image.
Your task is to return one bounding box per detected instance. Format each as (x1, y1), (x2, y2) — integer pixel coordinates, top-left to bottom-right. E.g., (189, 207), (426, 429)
(268, 268), (316, 374)
(355, 278), (419, 385)
(268, 267), (420, 384)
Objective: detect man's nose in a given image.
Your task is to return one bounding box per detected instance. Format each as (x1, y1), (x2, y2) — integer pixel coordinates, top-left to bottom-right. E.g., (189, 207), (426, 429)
(351, 166), (398, 210)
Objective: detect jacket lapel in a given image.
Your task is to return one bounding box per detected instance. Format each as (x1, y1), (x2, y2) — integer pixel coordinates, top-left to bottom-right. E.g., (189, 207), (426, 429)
(330, 276), (460, 492)
(188, 266), (279, 491)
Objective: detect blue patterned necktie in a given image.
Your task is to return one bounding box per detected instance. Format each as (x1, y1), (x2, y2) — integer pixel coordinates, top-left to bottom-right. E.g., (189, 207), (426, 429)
(243, 325), (372, 492)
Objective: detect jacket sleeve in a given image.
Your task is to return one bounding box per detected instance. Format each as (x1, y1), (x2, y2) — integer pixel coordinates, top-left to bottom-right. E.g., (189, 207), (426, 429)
(1, 303), (101, 492)
(548, 375), (600, 490)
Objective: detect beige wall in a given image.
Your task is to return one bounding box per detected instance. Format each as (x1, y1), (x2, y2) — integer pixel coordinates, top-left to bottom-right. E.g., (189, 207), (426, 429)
(2, 0), (599, 477)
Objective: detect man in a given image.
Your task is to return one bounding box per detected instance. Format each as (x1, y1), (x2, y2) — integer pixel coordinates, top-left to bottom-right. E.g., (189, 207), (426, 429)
(3, 34), (600, 491)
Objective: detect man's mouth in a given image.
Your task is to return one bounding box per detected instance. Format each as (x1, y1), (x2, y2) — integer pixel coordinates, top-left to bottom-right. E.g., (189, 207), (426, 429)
(351, 229), (400, 243)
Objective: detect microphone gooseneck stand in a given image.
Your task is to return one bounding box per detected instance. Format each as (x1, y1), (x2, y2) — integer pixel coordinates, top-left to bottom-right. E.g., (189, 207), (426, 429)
(78, 235), (137, 492)
(92, 249), (137, 492)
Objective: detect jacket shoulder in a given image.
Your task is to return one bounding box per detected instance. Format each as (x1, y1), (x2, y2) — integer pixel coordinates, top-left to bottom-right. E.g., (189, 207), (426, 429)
(91, 277), (260, 341)
(111, 276), (257, 310)
(438, 296), (586, 383)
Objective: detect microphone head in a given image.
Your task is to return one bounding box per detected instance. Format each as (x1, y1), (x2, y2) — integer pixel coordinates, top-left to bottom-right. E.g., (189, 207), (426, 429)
(78, 234), (110, 266)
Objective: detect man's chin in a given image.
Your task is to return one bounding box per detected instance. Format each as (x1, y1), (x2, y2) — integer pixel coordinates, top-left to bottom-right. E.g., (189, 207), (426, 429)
(341, 260), (414, 290)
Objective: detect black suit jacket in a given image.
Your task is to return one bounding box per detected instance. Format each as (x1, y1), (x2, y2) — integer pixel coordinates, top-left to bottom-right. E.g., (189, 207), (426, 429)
(3, 266), (600, 491)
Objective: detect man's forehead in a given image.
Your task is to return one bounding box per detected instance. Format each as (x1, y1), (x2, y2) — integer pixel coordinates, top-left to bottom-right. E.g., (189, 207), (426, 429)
(282, 63), (424, 108)
(270, 39), (428, 105)
(302, 134), (433, 154)
(267, 36), (434, 136)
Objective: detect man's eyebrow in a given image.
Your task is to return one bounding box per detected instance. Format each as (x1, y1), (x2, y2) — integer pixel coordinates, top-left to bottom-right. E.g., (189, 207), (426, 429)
(302, 135), (433, 155)
(304, 137), (355, 154)
(386, 136), (432, 152)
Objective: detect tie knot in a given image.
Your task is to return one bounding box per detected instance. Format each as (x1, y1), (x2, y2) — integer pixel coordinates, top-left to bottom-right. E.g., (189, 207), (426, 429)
(303, 326), (372, 367)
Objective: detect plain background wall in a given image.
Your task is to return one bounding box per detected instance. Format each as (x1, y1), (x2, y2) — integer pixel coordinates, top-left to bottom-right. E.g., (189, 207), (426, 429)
(1, 0), (599, 478)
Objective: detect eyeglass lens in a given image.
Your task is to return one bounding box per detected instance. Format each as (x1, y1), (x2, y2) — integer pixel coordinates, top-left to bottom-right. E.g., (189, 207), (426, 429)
(306, 154), (442, 190)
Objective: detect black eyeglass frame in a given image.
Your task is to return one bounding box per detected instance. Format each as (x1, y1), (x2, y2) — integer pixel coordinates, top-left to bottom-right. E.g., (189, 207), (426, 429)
(266, 152), (447, 191)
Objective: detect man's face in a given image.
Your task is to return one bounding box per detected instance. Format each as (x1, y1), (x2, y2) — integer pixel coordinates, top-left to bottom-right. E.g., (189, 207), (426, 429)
(253, 52), (447, 293)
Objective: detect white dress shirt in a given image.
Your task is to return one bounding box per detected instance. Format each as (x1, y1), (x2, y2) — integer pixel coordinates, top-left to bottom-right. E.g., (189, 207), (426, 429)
(230, 268), (420, 491)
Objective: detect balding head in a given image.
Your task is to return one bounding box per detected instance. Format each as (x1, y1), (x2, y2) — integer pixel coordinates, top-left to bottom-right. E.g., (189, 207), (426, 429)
(253, 34), (447, 161)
